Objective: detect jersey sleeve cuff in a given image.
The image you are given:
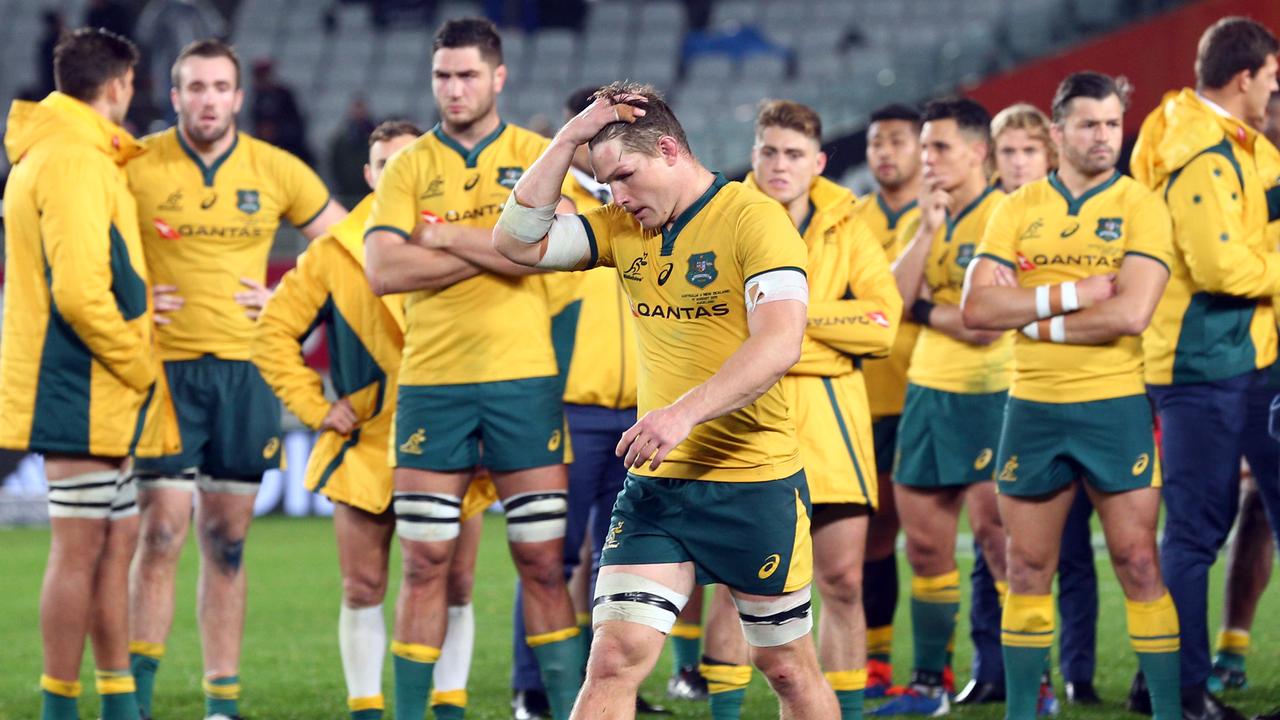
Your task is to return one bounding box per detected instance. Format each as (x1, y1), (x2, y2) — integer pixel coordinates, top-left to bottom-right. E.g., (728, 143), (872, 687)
(297, 195), (332, 229)
(363, 225), (411, 241)
(976, 252), (1015, 269)
(577, 214), (598, 268)
(745, 265), (807, 283)
(1124, 250), (1171, 274)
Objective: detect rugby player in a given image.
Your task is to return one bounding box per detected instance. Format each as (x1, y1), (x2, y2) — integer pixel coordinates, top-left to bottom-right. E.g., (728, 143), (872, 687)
(0, 28), (177, 720)
(851, 104), (923, 698)
(363, 17), (582, 720)
(126, 38), (346, 720)
(494, 81), (840, 720)
(1130, 18), (1280, 720)
(870, 98), (1010, 717)
(963, 71), (1179, 720)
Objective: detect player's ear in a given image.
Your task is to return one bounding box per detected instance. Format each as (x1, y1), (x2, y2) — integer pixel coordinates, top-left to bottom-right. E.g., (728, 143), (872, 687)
(493, 63), (507, 93)
(169, 85), (181, 115)
(232, 87), (245, 114)
(363, 163), (374, 191)
(815, 150), (828, 175)
(658, 136), (680, 166)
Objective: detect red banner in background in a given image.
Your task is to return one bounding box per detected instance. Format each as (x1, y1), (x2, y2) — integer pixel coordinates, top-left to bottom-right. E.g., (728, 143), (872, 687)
(966, 0), (1280, 133)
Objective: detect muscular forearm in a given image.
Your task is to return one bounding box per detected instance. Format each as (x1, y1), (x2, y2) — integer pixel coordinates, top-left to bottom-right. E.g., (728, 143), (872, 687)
(445, 226), (545, 276)
(366, 232), (481, 294)
(513, 136), (579, 209)
(670, 324), (801, 427)
(963, 286), (1041, 330)
(930, 303), (1003, 346)
(892, 228), (933, 307)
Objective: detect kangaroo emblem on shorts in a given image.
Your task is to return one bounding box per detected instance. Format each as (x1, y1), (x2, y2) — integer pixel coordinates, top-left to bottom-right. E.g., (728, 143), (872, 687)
(757, 553), (781, 579)
(400, 428), (426, 455)
(262, 437), (280, 459)
(603, 521), (624, 550)
(998, 455), (1019, 482)
(1132, 453), (1150, 476)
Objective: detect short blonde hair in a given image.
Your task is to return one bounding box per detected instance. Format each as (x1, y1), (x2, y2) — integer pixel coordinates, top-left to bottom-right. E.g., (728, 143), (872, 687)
(991, 103), (1057, 168)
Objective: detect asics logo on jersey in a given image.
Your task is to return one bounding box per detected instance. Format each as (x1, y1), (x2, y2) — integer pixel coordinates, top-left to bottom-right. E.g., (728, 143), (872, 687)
(998, 455), (1019, 482)
(262, 437), (280, 459)
(1060, 222), (1080, 238)
(974, 448), (993, 471)
(201, 192), (217, 210)
(657, 263), (674, 286)
(400, 429), (426, 455)
(757, 553), (781, 579)
(464, 174), (480, 191)
(547, 429), (562, 452)
(1132, 453), (1150, 476)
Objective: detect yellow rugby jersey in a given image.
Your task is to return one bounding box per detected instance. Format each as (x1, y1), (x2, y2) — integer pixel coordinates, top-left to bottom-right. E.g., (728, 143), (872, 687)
(744, 173), (901, 505)
(1133, 89), (1280, 385)
(579, 174), (806, 482)
(365, 122), (557, 385)
(906, 187), (1013, 394)
(251, 195), (404, 513)
(0, 93), (179, 458)
(977, 172), (1174, 403)
(128, 128), (331, 361)
(853, 193), (922, 417)
(547, 173), (638, 409)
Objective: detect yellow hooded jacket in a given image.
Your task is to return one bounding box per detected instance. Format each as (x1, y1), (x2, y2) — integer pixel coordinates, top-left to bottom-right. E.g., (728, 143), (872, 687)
(251, 195), (405, 513)
(744, 174), (903, 505)
(1132, 89), (1280, 384)
(0, 93), (178, 458)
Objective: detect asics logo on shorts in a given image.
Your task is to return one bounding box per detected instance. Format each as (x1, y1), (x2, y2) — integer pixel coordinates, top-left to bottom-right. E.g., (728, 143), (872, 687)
(999, 456), (1019, 482)
(973, 448), (993, 471)
(400, 428), (426, 455)
(547, 429), (562, 452)
(262, 437), (280, 459)
(1132, 453), (1150, 476)
(757, 553), (781, 579)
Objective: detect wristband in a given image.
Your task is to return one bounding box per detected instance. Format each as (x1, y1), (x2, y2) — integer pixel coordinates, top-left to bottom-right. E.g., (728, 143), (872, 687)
(910, 299), (935, 326)
(497, 192), (557, 244)
(1035, 281), (1080, 319)
(1021, 316), (1066, 342)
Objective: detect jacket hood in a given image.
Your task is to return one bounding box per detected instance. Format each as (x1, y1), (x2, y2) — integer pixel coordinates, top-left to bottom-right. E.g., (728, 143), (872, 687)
(5, 92), (142, 165)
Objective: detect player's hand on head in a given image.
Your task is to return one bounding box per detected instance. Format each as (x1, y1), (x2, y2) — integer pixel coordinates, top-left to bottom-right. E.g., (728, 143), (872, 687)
(560, 95), (648, 146)
(616, 405), (694, 471)
(1075, 273), (1117, 308)
(320, 397), (358, 435)
(152, 284), (184, 325)
(235, 277), (273, 320)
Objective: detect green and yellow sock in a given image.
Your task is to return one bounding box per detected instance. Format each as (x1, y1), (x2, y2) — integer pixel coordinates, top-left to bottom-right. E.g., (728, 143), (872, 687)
(40, 675), (79, 720)
(97, 669), (139, 720)
(431, 688), (467, 719)
(1129, 594), (1181, 720)
(203, 674), (240, 718)
(129, 640), (164, 718)
(349, 693), (384, 719)
(392, 641), (440, 720)
(701, 659), (751, 720)
(1214, 628), (1248, 668)
(528, 627), (583, 720)
(866, 626), (893, 665)
(671, 621), (703, 671)
(910, 571), (960, 674)
(1001, 593), (1054, 720)
(826, 669), (867, 720)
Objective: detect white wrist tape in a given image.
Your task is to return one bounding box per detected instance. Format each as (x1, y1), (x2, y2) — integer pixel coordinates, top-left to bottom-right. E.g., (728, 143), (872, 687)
(1022, 320), (1040, 340)
(497, 192), (557, 245)
(1035, 285), (1052, 319)
(1049, 315), (1066, 342)
(1060, 281), (1079, 312)
(536, 214), (592, 270)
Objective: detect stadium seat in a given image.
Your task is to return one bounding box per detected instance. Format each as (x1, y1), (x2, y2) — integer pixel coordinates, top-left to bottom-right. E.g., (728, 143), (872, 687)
(709, 0), (760, 30)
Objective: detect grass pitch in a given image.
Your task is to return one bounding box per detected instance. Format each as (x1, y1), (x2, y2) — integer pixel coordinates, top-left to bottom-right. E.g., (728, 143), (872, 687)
(1, 514), (1278, 718)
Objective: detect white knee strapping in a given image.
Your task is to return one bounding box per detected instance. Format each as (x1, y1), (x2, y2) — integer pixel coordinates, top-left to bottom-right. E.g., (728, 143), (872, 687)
(394, 492), (462, 542)
(503, 491), (568, 543)
(592, 572), (689, 634)
(109, 473), (138, 520)
(47, 470), (130, 520)
(732, 586), (813, 648)
(197, 476), (260, 495)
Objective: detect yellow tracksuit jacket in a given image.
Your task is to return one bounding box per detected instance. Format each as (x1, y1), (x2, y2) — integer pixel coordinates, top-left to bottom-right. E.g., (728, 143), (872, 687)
(251, 195), (405, 513)
(0, 92), (178, 457)
(744, 174), (903, 505)
(1133, 88), (1280, 384)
